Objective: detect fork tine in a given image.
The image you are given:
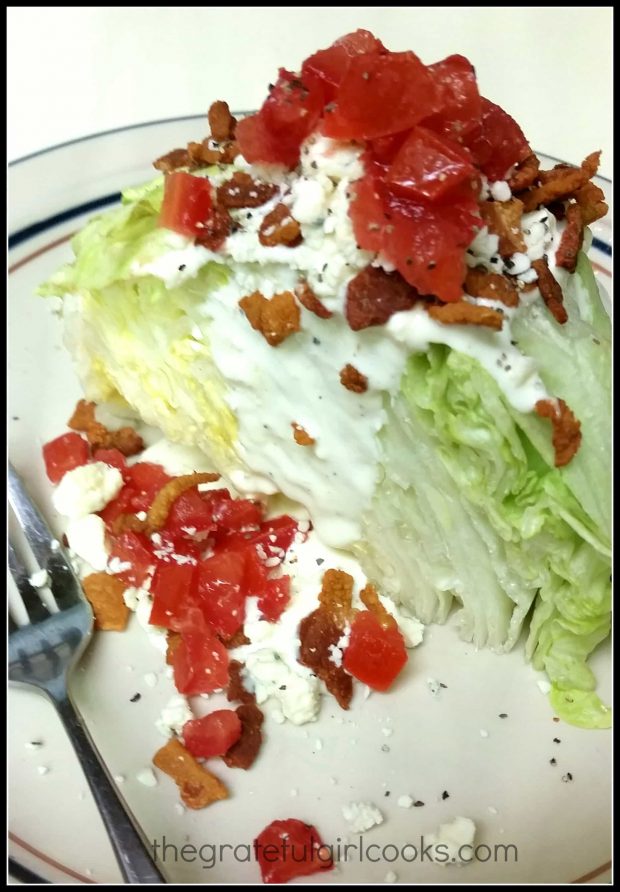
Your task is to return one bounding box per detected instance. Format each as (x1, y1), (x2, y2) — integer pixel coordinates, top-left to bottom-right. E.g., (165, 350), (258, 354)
(8, 541), (52, 624)
(8, 463), (58, 569)
(47, 552), (85, 612)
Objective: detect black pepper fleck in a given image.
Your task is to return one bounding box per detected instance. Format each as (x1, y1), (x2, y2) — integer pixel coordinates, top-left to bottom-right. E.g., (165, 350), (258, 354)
(130, 693), (141, 703)
(316, 558), (324, 566)
(381, 744), (390, 753)
(499, 713), (508, 719)
(441, 790), (450, 800)
(178, 264), (186, 271)
(550, 758), (557, 765)
(413, 800), (425, 807)
(313, 337), (321, 346)
(384, 791), (391, 797)
(553, 737), (561, 744)
(562, 772), (573, 782)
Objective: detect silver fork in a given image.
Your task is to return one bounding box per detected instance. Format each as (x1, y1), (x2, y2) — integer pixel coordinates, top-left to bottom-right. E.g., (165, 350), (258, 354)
(8, 463), (166, 884)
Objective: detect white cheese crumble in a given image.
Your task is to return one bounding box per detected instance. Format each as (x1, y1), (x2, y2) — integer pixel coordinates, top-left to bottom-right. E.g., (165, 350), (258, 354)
(425, 816), (476, 866)
(342, 801), (384, 834)
(66, 514), (110, 571)
(155, 695), (193, 738)
(37, 765), (49, 776)
(52, 462), (123, 518)
(136, 767), (158, 787)
(397, 795), (413, 808)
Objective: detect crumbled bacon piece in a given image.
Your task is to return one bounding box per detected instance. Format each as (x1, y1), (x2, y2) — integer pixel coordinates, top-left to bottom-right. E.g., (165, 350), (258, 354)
(258, 203), (302, 247)
(82, 573), (129, 631)
(145, 472), (220, 534)
(195, 203), (232, 251)
(426, 300), (504, 330)
(208, 100), (237, 142)
(299, 609), (353, 709)
(216, 171), (278, 209)
(555, 204), (584, 273)
(535, 398), (582, 467)
(465, 268), (519, 307)
(520, 152), (601, 213)
(359, 583), (396, 631)
(153, 148), (192, 173)
(573, 181), (608, 225)
(166, 631), (182, 666)
(345, 266), (418, 331)
(153, 738), (228, 809)
(68, 399), (144, 456)
(222, 629), (251, 649)
(222, 703), (264, 769)
(531, 258), (567, 324)
(292, 423), (315, 446)
(507, 153), (540, 192)
(318, 569), (354, 623)
(188, 138), (239, 166)
(479, 199), (526, 256)
(239, 291), (301, 346)
(295, 281), (333, 319)
(340, 363), (368, 394)
(227, 660), (255, 705)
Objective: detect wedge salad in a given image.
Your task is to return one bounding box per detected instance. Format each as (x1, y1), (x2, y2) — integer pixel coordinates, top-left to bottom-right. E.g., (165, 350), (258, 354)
(39, 29), (611, 734)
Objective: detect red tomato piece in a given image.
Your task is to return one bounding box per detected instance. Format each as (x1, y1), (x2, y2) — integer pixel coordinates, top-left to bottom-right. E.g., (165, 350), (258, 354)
(42, 432), (89, 484)
(165, 489), (217, 537)
(215, 515), (299, 559)
(302, 29), (386, 102)
(343, 610), (407, 692)
(195, 552), (246, 638)
(261, 69), (324, 164)
(255, 818), (333, 884)
(108, 531), (154, 587)
(209, 496), (263, 533)
(465, 97), (530, 180)
(236, 113), (281, 165)
(257, 576), (291, 623)
(173, 609), (230, 694)
(387, 126), (476, 202)
(98, 483), (137, 527)
(124, 462), (171, 512)
(322, 51), (441, 140)
(159, 172), (214, 238)
(243, 548), (270, 597)
(425, 54), (482, 140)
(92, 448), (128, 477)
(182, 710), (242, 758)
(149, 561), (196, 629)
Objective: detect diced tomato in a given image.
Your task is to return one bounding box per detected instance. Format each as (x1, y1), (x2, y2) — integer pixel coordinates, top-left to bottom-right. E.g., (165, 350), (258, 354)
(152, 530), (203, 563)
(92, 448), (128, 477)
(108, 531), (154, 587)
(159, 172), (214, 238)
(215, 515), (299, 560)
(124, 462), (171, 512)
(236, 113), (281, 166)
(149, 561), (196, 629)
(209, 496), (263, 533)
(42, 432), (89, 483)
(425, 54), (482, 140)
(464, 97), (530, 180)
(98, 484), (136, 527)
(322, 51), (441, 140)
(387, 126), (476, 203)
(173, 609), (229, 694)
(243, 548), (270, 596)
(195, 552), (246, 638)
(254, 818), (333, 884)
(301, 29), (386, 102)
(182, 710), (242, 758)
(257, 576), (291, 622)
(369, 131), (410, 167)
(261, 69), (324, 164)
(165, 489), (217, 537)
(343, 610), (407, 692)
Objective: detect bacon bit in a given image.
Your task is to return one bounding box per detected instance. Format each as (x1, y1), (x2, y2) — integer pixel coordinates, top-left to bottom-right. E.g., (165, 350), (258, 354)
(258, 203), (302, 247)
(153, 147), (191, 173)
(345, 266), (418, 331)
(166, 631), (182, 666)
(219, 141), (240, 164)
(239, 291), (301, 346)
(340, 363), (368, 394)
(318, 569), (353, 624)
(153, 738), (228, 809)
(359, 583), (396, 631)
(531, 258), (567, 324)
(507, 153), (540, 192)
(208, 100), (237, 142)
(555, 204), (584, 273)
(535, 399), (582, 467)
(82, 573), (129, 631)
(465, 268), (519, 307)
(573, 181), (609, 226)
(227, 660), (255, 704)
(216, 171), (278, 209)
(195, 203), (232, 251)
(295, 280), (333, 319)
(188, 138), (239, 166)
(292, 423), (315, 446)
(145, 472), (220, 534)
(222, 703), (264, 769)
(299, 609), (353, 709)
(520, 152), (601, 213)
(109, 513), (147, 536)
(479, 199), (526, 256)
(426, 301), (504, 330)
(581, 150), (602, 179)
(68, 399), (144, 456)
(222, 628), (251, 649)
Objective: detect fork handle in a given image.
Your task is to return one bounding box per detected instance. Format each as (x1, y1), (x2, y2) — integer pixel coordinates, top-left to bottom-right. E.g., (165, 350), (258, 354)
(56, 696), (166, 883)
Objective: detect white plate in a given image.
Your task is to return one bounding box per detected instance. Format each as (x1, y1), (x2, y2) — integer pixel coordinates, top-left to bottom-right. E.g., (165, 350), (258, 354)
(8, 122), (612, 885)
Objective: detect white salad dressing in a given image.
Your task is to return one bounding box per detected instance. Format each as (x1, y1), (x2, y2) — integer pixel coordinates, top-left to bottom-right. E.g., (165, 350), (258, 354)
(131, 133), (569, 548)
